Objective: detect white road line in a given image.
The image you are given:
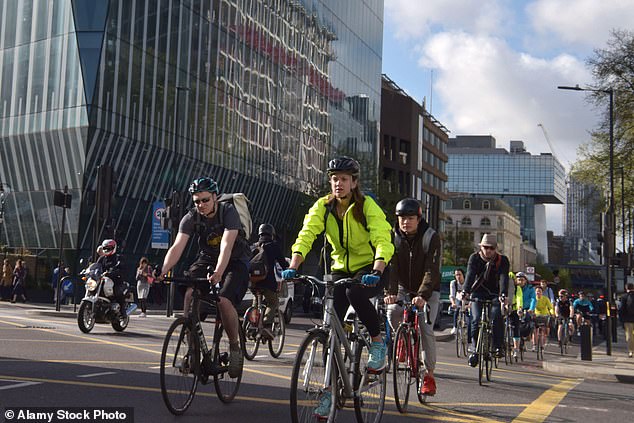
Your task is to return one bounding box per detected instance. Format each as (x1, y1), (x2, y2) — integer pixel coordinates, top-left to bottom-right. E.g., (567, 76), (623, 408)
(0, 380), (42, 390)
(77, 372), (118, 378)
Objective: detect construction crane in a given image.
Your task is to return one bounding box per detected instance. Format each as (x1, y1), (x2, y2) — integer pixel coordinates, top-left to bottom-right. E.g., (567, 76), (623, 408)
(537, 123), (561, 162)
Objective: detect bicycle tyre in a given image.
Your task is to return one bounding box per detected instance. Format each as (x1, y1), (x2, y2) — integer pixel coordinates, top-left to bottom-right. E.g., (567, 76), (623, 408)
(392, 325), (411, 414)
(268, 310), (286, 358)
(486, 329), (493, 381)
(160, 317), (199, 415)
(519, 338), (524, 362)
(354, 334), (386, 423)
(455, 318), (463, 358)
(242, 307), (260, 360)
(477, 324), (485, 386)
(290, 331), (334, 423)
(415, 332), (427, 405)
(536, 327), (542, 361)
(213, 323), (243, 403)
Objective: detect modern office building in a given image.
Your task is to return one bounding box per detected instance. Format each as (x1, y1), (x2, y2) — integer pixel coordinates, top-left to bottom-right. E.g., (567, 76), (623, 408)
(447, 136), (566, 262)
(564, 175), (602, 264)
(0, 0), (384, 267)
(379, 75), (448, 229)
(444, 196), (524, 270)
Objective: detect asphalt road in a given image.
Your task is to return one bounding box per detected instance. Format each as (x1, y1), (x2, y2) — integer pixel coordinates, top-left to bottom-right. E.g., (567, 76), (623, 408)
(1, 303), (633, 423)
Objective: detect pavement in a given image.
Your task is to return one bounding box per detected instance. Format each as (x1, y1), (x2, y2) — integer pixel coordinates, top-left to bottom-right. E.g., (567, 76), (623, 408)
(5, 300), (633, 383)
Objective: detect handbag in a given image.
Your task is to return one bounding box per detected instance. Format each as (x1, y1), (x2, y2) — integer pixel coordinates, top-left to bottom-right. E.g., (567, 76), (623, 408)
(146, 265), (155, 284)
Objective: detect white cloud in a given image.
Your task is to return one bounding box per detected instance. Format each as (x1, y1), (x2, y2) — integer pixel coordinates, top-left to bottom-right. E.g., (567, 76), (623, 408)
(527, 0), (634, 48)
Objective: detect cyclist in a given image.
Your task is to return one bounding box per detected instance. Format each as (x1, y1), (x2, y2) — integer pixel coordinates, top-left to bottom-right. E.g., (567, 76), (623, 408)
(282, 156), (394, 419)
(508, 272), (523, 359)
(462, 234), (510, 362)
(250, 223), (288, 340)
(449, 268), (466, 335)
(384, 198), (442, 397)
(573, 291), (594, 335)
(158, 176), (251, 378)
(555, 289), (574, 346)
(96, 239), (127, 317)
(533, 286), (554, 350)
(516, 272), (536, 348)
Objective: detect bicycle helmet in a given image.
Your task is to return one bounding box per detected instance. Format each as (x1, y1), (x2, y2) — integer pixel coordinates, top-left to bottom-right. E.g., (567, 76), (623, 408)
(468, 353), (479, 368)
(515, 271), (527, 279)
(558, 289), (568, 296)
(101, 239), (117, 256)
(258, 223), (276, 237)
(326, 156), (360, 177)
(188, 177), (219, 194)
(395, 198), (422, 217)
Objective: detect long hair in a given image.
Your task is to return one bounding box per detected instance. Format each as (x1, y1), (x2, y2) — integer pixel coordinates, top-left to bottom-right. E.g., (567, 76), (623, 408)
(138, 257), (148, 270)
(326, 176), (366, 227)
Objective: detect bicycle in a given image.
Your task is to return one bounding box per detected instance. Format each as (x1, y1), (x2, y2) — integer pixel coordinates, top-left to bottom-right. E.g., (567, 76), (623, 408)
(454, 305), (468, 358)
(242, 288), (286, 360)
(289, 275), (387, 423)
(503, 312), (514, 365)
(159, 273), (245, 415)
(557, 317), (572, 355)
(392, 301), (431, 413)
(373, 296), (393, 374)
(534, 316), (549, 361)
(472, 298), (496, 385)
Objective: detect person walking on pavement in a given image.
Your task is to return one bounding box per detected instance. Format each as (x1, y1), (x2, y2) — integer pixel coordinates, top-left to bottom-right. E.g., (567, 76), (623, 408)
(385, 198), (442, 397)
(282, 156), (394, 419)
(135, 257), (152, 318)
(618, 282), (634, 358)
(1, 259), (12, 301)
(462, 234), (510, 360)
(158, 176), (251, 378)
(11, 259), (27, 303)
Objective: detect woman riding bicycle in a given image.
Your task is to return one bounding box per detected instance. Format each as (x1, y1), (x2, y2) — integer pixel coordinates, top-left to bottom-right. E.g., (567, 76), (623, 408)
(282, 156), (394, 419)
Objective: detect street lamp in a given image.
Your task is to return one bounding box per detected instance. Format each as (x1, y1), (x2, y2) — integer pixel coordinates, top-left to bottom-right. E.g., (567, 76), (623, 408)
(558, 84), (615, 355)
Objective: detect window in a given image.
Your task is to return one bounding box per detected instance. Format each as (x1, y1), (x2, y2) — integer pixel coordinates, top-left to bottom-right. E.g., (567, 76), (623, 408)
(461, 217), (471, 225)
(463, 199), (471, 209)
(446, 216), (453, 225)
(480, 217), (491, 226)
(482, 200), (490, 210)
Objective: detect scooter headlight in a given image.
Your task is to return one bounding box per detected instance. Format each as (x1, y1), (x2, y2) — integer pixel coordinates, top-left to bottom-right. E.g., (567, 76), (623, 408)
(103, 277), (115, 297)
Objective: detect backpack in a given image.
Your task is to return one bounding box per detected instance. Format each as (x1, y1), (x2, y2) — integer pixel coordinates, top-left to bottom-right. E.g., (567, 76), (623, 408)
(622, 292), (634, 320)
(217, 193), (253, 239)
(249, 242), (269, 283)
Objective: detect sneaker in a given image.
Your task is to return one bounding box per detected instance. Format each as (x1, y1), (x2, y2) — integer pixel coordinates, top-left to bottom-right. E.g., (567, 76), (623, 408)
(467, 343), (475, 353)
(629, 352), (633, 358)
(261, 327), (274, 341)
(531, 346), (536, 352)
(421, 374), (437, 396)
(367, 341), (386, 372)
(228, 343), (243, 378)
(313, 391), (332, 420)
(513, 350), (518, 359)
(495, 348), (504, 358)
(396, 338), (407, 363)
(450, 327), (457, 335)
(138, 312), (147, 318)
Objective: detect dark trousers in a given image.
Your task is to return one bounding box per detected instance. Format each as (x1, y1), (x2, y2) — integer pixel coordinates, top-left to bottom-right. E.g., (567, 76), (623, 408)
(470, 296), (503, 350)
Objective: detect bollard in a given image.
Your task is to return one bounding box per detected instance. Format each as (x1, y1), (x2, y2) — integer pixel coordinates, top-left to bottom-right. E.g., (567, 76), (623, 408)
(580, 324), (592, 361)
(611, 315), (618, 342)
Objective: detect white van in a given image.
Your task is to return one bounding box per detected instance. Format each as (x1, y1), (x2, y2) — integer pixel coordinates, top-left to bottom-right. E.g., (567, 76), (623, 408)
(240, 260), (295, 324)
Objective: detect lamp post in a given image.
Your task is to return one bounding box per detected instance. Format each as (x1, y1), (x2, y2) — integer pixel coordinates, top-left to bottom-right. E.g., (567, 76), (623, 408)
(558, 84), (614, 355)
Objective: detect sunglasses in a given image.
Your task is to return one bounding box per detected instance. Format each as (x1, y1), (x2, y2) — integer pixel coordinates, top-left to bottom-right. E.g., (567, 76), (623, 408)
(482, 246), (495, 250)
(193, 197), (212, 205)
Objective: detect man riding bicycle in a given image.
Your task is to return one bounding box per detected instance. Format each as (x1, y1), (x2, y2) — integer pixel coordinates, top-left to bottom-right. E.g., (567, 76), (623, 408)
(555, 289), (574, 345)
(573, 291), (594, 335)
(158, 176), (251, 378)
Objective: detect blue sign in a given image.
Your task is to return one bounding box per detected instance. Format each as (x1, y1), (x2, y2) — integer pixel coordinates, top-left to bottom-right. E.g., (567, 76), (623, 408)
(152, 201), (170, 249)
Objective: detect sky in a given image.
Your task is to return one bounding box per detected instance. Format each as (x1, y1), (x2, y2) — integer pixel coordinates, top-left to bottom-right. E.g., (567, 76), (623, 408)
(381, 0), (634, 235)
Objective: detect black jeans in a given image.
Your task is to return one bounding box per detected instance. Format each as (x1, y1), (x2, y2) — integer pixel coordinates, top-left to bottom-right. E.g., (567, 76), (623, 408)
(470, 295), (503, 350)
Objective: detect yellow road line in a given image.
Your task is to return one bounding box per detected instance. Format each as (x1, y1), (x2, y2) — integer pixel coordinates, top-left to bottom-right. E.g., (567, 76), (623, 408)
(511, 378), (580, 423)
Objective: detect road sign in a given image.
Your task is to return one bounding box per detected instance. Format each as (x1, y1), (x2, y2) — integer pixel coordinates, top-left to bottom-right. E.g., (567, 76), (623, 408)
(152, 201), (170, 249)
(526, 266), (535, 274)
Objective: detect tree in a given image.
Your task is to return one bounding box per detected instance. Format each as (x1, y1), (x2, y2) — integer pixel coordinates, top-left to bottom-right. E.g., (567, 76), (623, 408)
(573, 29), (634, 246)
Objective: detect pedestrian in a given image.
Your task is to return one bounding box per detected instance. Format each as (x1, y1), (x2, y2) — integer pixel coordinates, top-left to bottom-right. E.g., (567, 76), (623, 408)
(462, 234), (510, 362)
(281, 156), (394, 419)
(136, 257), (152, 317)
(384, 197), (442, 397)
(51, 264), (68, 304)
(1, 259), (12, 301)
(11, 259), (27, 303)
(248, 223), (288, 340)
(449, 268), (466, 335)
(618, 282), (634, 358)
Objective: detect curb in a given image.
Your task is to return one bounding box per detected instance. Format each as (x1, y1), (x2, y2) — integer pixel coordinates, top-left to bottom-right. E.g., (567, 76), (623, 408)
(542, 360), (634, 384)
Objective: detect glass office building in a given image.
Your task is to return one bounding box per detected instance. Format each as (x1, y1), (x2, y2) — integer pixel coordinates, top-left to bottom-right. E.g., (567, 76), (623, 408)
(0, 0), (383, 261)
(447, 136), (566, 260)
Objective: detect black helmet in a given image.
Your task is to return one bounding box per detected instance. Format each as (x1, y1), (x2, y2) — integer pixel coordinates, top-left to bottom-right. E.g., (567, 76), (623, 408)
(327, 156), (360, 177)
(189, 177), (219, 194)
(395, 198), (422, 217)
(258, 223), (276, 237)
(468, 353), (479, 368)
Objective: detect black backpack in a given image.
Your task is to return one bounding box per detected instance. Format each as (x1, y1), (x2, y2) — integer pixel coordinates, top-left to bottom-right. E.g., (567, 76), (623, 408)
(621, 292), (634, 320)
(249, 242), (269, 283)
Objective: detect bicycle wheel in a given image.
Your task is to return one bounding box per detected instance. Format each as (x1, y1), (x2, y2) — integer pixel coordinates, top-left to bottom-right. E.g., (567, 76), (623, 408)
(455, 317), (464, 358)
(460, 318), (468, 357)
(392, 325), (411, 413)
(268, 310), (286, 358)
(415, 333), (428, 404)
(476, 324), (485, 386)
(290, 331), (336, 423)
(354, 334), (386, 423)
(519, 338), (524, 362)
(485, 330), (493, 381)
(504, 323), (512, 365)
(213, 323), (243, 403)
(537, 328), (544, 361)
(160, 317), (199, 415)
(535, 328), (542, 361)
(242, 307), (260, 360)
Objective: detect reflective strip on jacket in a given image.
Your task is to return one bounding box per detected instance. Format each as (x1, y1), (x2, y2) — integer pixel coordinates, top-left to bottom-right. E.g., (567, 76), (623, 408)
(291, 195), (394, 273)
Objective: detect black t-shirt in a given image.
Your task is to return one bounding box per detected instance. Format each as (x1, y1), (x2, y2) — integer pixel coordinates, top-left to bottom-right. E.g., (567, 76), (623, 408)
(556, 298), (571, 318)
(179, 203), (250, 264)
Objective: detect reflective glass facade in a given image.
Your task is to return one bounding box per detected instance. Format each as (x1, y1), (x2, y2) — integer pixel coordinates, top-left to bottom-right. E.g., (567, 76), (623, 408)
(0, 0), (383, 259)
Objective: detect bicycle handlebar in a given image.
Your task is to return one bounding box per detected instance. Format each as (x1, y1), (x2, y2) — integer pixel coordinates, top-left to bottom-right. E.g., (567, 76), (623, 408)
(395, 300), (431, 325)
(289, 274), (363, 287)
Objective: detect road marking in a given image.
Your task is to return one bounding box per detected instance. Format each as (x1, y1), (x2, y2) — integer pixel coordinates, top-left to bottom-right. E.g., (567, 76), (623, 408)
(558, 404), (609, 412)
(511, 378), (580, 423)
(77, 372), (117, 378)
(0, 380), (42, 391)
